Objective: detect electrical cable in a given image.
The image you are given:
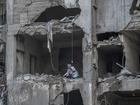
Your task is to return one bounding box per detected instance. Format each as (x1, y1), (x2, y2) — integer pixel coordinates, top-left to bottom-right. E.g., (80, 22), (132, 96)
(65, 92), (69, 105)
(71, 24), (74, 64)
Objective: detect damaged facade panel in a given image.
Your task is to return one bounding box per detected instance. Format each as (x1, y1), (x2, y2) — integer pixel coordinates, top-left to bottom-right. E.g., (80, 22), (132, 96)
(34, 6), (81, 22)
(96, 1), (140, 105)
(13, 0), (80, 24)
(6, 0), (94, 105)
(97, 33), (123, 78)
(9, 74), (83, 105)
(7, 0), (140, 105)
(123, 33), (140, 74)
(121, 12), (140, 74)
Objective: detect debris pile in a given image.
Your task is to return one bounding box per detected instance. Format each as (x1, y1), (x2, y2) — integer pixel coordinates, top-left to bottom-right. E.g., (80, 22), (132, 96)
(16, 74), (82, 84)
(18, 18), (80, 36)
(98, 67), (140, 83)
(16, 74), (64, 84)
(98, 36), (122, 46)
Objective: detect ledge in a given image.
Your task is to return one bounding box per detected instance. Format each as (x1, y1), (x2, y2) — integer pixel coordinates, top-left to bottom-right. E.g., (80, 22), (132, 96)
(98, 78), (140, 96)
(17, 21), (84, 40)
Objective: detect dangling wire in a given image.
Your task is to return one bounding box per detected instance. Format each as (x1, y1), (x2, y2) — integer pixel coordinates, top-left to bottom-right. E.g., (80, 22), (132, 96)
(70, 15), (79, 64)
(65, 92), (69, 105)
(71, 23), (74, 64)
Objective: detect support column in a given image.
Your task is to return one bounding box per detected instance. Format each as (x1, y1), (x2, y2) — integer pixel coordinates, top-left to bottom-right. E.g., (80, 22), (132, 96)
(6, 0), (14, 24)
(82, 47), (94, 105)
(77, 0), (96, 105)
(6, 34), (16, 83)
(6, 33), (17, 105)
(91, 0), (98, 105)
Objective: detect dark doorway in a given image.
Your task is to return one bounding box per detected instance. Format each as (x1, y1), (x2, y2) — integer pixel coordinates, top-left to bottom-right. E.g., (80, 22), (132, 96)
(64, 90), (83, 105)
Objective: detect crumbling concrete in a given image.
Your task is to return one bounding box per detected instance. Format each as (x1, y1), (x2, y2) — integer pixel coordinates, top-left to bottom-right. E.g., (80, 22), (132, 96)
(6, 0), (94, 105)
(96, 1), (140, 105)
(7, 0), (140, 105)
(9, 74), (83, 105)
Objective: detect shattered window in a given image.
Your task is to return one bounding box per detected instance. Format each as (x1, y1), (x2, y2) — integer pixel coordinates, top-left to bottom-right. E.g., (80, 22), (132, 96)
(0, 0), (6, 25)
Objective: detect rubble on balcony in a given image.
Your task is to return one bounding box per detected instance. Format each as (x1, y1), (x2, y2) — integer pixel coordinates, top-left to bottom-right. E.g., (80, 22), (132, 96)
(98, 66), (140, 96)
(97, 35), (122, 48)
(15, 74), (83, 92)
(17, 19), (82, 36)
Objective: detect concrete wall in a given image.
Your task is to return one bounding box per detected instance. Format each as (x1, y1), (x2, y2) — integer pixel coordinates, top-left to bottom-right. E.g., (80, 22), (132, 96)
(8, 77), (83, 105)
(6, 0), (94, 105)
(13, 0), (80, 24)
(9, 81), (50, 105)
(96, 0), (132, 33)
(124, 34), (140, 74)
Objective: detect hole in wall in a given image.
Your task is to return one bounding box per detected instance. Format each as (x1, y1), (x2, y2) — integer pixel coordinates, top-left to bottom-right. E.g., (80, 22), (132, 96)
(98, 45), (123, 78)
(35, 6), (81, 22)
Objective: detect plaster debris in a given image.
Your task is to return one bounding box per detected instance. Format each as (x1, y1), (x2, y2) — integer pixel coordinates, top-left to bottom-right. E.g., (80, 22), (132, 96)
(98, 35), (122, 46)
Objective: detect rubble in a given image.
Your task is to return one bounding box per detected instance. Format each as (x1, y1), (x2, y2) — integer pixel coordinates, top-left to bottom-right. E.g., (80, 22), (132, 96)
(16, 74), (63, 84)
(98, 35), (122, 47)
(16, 74), (83, 86)
(17, 19), (82, 36)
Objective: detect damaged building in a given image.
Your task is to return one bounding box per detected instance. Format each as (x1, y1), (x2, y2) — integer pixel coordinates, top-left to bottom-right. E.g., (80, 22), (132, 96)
(6, 0), (92, 105)
(97, 0), (140, 105)
(1, 0), (140, 105)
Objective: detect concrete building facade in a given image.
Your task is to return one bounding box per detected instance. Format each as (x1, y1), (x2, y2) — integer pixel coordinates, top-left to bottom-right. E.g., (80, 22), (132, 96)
(5, 0), (95, 105)
(0, 0), (139, 105)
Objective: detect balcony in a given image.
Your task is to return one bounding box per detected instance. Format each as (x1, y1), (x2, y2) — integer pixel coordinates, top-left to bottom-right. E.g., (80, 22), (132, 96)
(98, 75), (140, 96)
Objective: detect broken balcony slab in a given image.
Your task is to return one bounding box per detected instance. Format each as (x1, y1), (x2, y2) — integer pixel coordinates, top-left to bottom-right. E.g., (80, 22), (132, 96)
(17, 21), (84, 40)
(9, 74), (83, 105)
(98, 77), (140, 96)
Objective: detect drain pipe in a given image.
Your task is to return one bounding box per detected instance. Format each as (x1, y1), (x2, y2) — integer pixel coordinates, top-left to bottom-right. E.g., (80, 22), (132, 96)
(91, 0), (98, 105)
